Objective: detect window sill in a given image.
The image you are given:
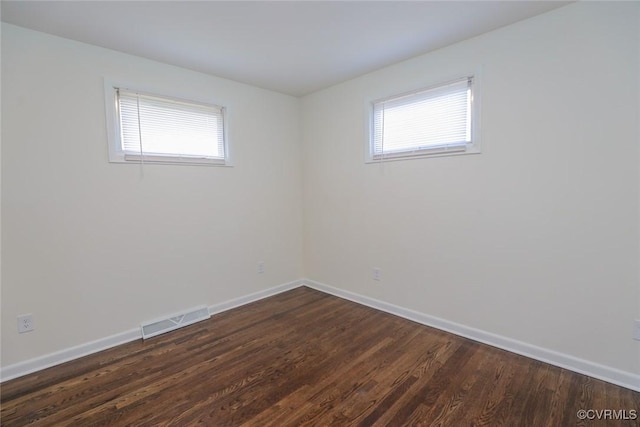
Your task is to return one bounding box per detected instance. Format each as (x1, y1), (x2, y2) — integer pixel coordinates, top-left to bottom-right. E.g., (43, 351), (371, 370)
(366, 145), (479, 163)
(108, 154), (232, 167)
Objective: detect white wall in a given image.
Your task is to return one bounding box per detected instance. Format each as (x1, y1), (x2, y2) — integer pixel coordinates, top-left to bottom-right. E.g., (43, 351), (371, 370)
(302, 1), (640, 378)
(2, 1), (640, 388)
(1, 24), (303, 367)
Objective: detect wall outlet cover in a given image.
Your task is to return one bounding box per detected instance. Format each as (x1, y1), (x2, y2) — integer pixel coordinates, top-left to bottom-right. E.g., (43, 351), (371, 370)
(17, 314), (35, 333)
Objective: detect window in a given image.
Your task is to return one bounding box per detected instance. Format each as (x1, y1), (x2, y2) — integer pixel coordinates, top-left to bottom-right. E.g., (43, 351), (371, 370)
(105, 83), (229, 166)
(368, 75), (479, 162)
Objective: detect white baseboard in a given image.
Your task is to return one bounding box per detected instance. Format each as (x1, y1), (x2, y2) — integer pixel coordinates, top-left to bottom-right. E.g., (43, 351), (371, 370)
(0, 280), (304, 383)
(0, 328), (141, 383)
(3, 278), (638, 392)
(208, 279), (303, 315)
(302, 279), (640, 392)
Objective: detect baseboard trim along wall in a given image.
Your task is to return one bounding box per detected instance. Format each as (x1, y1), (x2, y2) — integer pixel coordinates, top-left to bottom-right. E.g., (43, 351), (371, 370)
(207, 280), (302, 316)
(301, 279), (640, 393)
(2, 278), (638, 392)
(0, 328), (141, 383)
(0, 280), (303, 383)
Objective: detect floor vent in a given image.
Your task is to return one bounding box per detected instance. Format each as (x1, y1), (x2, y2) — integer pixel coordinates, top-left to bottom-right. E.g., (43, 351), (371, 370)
(141, 306), (210, 339)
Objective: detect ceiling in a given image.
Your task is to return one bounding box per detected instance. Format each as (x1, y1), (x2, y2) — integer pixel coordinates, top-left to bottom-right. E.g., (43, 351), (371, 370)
(1, 1), (570, 96)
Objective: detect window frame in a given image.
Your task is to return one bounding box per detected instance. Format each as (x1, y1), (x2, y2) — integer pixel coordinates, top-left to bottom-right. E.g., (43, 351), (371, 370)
(104, 80), (232, 167)
(365, 72), (481, 163)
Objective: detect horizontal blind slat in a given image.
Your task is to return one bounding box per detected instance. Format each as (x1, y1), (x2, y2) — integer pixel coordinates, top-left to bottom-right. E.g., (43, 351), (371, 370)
(372, 77), (472, 156)
(117, 89), (225, 160)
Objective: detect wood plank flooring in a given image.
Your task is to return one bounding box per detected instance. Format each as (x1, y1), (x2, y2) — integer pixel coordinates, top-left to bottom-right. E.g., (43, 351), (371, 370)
(2, 287), (639, 426)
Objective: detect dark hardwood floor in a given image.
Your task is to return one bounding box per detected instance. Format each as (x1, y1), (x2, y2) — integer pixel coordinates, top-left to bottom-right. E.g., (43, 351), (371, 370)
(1, 287), (639, 426)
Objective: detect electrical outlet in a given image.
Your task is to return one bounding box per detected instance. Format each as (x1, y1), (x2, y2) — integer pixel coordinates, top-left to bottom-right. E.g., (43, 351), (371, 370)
(257, 261), (265, 274)
(634, 319), (640, 341)
(17, 314), (34, 333)
(373, 268), (381, 281)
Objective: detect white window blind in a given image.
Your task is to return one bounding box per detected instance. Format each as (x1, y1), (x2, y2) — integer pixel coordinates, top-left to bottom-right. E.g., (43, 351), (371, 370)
(116, 89), (226, 164)
(371, 76), (474, 160)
